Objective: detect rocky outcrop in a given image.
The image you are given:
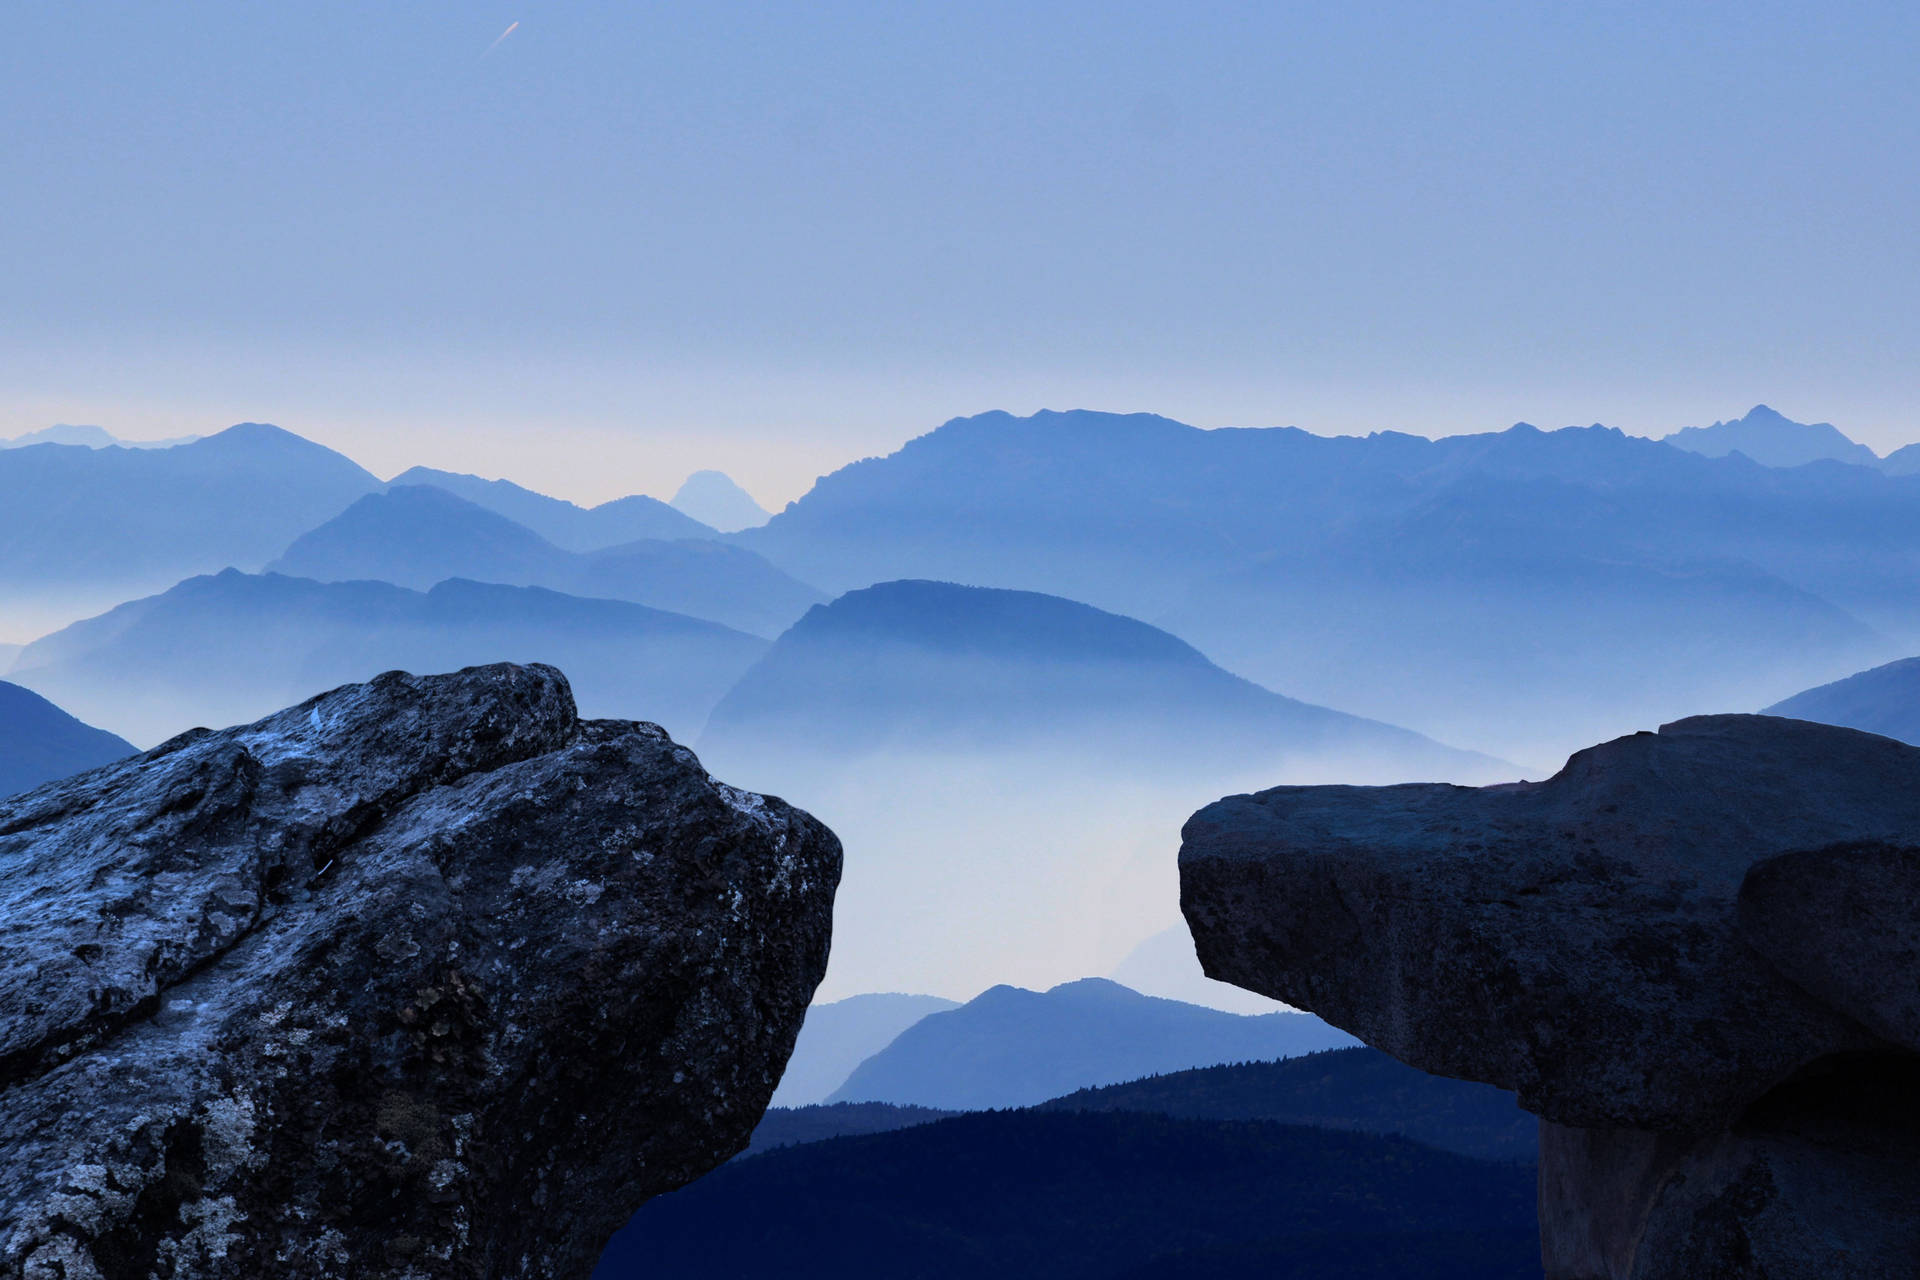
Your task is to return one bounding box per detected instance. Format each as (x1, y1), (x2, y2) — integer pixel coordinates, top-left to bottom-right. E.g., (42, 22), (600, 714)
(1181, 714), (1920, 1279)
(0, 663), (840, 1279)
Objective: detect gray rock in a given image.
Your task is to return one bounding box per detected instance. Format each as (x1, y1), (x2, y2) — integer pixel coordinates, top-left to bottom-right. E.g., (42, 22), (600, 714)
(1180, 713), (1920, 1278)
(0, 663), (840, 1279)
(1180, 714), (1920, 1132)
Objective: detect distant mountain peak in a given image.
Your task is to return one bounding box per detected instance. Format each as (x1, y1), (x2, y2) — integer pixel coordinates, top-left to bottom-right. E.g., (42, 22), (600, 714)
(702, 578), (1489, 777)
(1047, 976), (1140, 998)
(670, 470), (770, 532)
(781, 579), (1210, 666)
(269, 482), (819, 636)
(823, 975), (1356, 1109)
(386, 465), (716, 550)
(1662, 406), (1878, 469)
(211, 421), (296, 441)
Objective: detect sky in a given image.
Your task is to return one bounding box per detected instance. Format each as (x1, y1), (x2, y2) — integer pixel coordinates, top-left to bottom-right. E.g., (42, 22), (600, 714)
(4, 1), (1918, 506)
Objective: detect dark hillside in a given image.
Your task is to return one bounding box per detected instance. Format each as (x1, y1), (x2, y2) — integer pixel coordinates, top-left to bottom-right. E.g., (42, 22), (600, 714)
(596, 1110), (1539, 1279)
(743, 1102), (958, 1157)
(1038, 1046), (1535, 1162)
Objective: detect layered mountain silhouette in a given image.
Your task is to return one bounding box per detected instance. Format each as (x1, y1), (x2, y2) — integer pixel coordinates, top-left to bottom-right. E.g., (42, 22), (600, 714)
(734, 409), (1906, 761)
(0, 423), (380, 633)
(752, 1045), (1534, 1164)
(8, 570), (766, 746)
(0, 681), (136, 798)
(773, 993), (962, 1106)
(1764, 657), (1920, 746)
(671, 469), (771, 532)
(694, 579), (1503, 1003)
(388, 466), (713, 549)
(268, 485), (822, 637)
(703, 579), (1493, 779)
(1661, 404), (1881, 468)
(2, 424), (200, 450)
(613, 1039), (1543, 1276)
(597, 1109), (1538, 1280)
(826, 978), (1356, 1110)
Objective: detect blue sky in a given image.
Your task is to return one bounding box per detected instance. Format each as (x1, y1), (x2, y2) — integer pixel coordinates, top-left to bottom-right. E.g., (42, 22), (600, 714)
(4, 2), (1917, 504)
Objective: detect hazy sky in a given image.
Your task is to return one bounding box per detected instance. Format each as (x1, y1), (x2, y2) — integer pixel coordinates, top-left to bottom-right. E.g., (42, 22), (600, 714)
(4, 2), (1918, 506)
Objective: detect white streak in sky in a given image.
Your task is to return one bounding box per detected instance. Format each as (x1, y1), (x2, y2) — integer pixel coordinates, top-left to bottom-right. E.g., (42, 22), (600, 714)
(482, 21), (519, 57)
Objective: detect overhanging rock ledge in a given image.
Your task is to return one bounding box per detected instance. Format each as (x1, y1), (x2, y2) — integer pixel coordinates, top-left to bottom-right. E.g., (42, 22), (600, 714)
(1180, 714), (1920, 1280)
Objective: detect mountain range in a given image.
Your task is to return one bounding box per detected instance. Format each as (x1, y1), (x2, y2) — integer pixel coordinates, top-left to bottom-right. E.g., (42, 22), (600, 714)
(826, 978), (1356, 1110)
(0, 681), (136, 798)
(8, 408), (1913, 765)
(1660, 403), (1882, 469)
(754, 1046), (1535, 1165)
(7, 570), (766, 746)
(733, 408), (1914, 762)
(387, 465), (713, 548)
(0, 423), (381, 637)
(269, 485), (821, 637)
(0, 420), (756, 643)
(1, 424), (201, 450)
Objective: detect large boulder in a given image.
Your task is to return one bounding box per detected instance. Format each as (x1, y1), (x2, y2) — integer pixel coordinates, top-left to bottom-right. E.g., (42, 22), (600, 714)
(1181, 714), (1920, 1279)
(0, 664), (840, 1279)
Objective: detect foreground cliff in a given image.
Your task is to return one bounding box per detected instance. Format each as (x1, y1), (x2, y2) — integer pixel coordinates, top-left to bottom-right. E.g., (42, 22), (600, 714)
(0, 663), (840, 1279)
(1181, 715), (1920, 1279)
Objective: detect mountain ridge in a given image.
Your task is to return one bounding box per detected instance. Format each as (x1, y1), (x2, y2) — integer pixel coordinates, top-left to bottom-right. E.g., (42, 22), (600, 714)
(389, 465), (714, 549)
(1661, 404), (1880, 469)
(671, 469), (771, 532)
(10, 570), (766, 746)
(826, 977), (1357, 1110)
(733, 408), (1905, 762)
(704, 578), (1495, 777)
(270, 485), (821, 636)
(0, 421), (382, 637)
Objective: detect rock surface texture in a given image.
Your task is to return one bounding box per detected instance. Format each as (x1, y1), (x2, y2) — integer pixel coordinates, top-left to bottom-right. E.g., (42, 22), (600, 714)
(0, 663), (840, 1280)
(1181, 714), (1920, 1279)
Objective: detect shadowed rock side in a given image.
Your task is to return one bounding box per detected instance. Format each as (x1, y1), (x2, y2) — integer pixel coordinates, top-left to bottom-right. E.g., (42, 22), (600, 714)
(0, 663), (840, 1280)
(1179, 714), (1920, 1279)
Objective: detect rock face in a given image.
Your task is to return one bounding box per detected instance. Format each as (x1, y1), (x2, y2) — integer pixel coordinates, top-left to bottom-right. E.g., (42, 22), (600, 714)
(1181, 714), (1920, 1279)
(0, 663), (840, 1279)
